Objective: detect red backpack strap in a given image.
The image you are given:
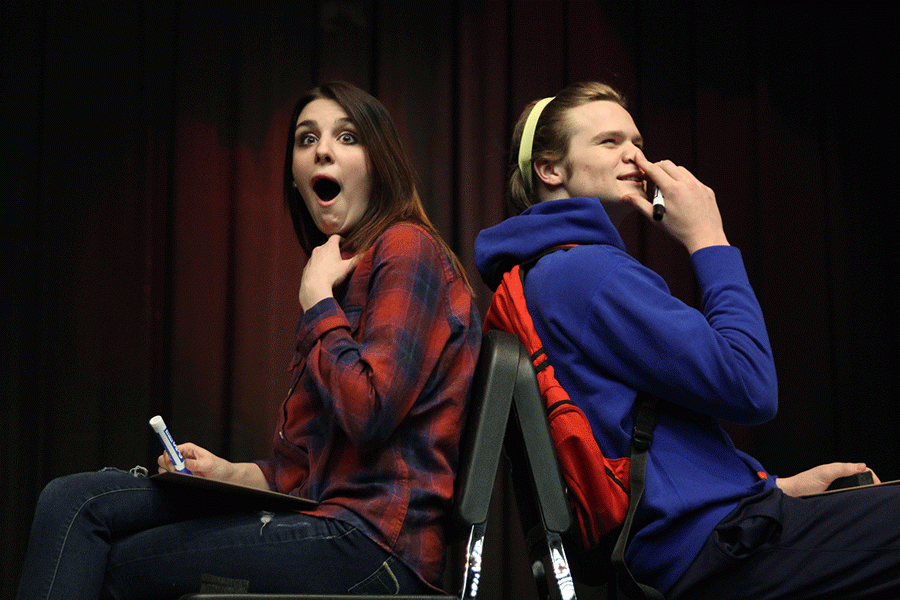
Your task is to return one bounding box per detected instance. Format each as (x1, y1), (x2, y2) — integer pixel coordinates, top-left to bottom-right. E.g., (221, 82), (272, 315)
(485, 245), (664, 599)
(485, 245), (634, 542)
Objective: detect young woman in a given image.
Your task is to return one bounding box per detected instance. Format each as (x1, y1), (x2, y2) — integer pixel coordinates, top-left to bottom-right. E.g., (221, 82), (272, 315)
(475, 81), (898, 599)
(17, 81), (481, 599)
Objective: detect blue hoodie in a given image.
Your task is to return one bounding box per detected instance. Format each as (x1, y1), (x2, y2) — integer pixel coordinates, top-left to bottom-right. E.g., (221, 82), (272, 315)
(474, 197), (778, 593)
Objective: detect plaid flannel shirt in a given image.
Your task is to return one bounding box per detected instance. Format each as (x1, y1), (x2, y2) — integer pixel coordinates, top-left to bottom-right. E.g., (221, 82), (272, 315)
(256, 222), (481, 589)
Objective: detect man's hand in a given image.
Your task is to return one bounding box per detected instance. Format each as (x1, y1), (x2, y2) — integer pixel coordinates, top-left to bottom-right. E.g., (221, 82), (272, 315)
(776, 462), (880, 497)
(623, 150), (730, 254)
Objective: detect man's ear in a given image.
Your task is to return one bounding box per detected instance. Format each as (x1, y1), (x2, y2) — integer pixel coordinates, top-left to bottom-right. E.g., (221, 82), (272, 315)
(533, 157), (565, 187)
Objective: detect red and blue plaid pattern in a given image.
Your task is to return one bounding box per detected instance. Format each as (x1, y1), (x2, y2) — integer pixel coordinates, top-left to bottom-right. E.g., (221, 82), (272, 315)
(256, 223), (481, 589)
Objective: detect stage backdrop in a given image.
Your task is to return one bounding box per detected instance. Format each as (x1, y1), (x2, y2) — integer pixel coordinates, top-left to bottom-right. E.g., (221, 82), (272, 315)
(3, 1), (895, 598)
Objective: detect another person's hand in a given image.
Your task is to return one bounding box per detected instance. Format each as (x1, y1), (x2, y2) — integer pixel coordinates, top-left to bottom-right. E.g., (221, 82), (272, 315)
(298, 234), (361, 311)
(624, 150), (729, 254)
(775, 462), (881, 497)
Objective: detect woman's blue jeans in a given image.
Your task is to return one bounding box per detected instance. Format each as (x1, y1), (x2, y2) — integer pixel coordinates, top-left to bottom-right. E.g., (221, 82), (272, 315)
(16, 468), (429, 599)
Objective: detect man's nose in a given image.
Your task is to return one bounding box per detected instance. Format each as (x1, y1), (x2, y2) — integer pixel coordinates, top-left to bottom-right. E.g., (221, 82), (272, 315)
(622, 143), (640, 164)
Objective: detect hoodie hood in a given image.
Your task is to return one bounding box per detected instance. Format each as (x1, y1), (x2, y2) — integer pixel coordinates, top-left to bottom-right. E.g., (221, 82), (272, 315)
(474, 197), (626, 289)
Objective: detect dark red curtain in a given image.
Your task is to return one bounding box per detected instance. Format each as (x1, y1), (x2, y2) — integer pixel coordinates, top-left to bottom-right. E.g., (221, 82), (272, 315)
(3, 1), (896, 598)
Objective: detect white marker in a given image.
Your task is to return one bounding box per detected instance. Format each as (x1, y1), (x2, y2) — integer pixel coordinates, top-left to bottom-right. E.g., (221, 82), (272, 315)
(652, 186), (665, 221)
(149, 415), (192, 474)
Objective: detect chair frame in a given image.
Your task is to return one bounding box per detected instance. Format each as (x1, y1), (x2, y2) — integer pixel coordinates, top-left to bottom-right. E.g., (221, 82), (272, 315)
(501, 335), (579, 600)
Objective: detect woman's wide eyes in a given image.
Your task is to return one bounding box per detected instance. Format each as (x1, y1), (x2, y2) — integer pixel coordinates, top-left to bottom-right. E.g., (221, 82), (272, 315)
(297, 132), (357, 146)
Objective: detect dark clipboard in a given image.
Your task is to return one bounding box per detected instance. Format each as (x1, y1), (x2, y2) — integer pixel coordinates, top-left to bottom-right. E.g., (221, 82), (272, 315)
(151, 471), (317, 511)
(802, 479), (900, 498)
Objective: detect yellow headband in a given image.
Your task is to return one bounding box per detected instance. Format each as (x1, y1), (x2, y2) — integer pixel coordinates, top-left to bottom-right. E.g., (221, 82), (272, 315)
(517, 96), (555, 193)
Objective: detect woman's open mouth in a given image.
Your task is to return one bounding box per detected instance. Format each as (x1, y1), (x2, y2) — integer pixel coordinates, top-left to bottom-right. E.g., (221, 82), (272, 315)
(313, 177), (341, 202)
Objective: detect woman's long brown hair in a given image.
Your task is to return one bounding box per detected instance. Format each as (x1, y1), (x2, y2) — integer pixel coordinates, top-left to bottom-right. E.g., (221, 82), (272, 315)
(283, 81), (471, 290)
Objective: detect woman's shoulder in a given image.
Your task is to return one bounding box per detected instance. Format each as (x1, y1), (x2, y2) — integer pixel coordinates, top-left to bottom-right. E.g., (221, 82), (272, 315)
(371, 222), (445, 264)
(377, 221), (433, 244)
(369, 222), (469, 293)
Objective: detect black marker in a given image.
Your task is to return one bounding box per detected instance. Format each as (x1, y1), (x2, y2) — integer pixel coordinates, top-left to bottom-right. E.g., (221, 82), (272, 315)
(652, 186), (665, 221)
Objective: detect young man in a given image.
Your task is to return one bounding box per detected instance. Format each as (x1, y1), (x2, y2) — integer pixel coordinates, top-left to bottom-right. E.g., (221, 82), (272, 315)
(474, 81), (899, 599)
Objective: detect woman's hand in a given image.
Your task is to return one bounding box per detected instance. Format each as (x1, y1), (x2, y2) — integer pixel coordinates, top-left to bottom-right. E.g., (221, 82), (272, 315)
(298, 234), (361, 311)
(158, 442), (228, 479)
(624, 150), (730, 254)
(776, 462), (880, 497)
(158, 443), (270, 490)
